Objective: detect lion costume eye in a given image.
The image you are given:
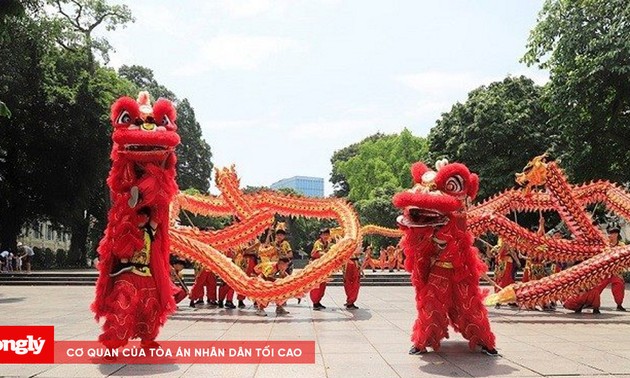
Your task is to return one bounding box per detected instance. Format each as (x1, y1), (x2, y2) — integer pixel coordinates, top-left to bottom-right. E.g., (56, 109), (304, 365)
(116, 110), (132, 125)
(444, 175), (465, 194)
(161, 115), (171, 126)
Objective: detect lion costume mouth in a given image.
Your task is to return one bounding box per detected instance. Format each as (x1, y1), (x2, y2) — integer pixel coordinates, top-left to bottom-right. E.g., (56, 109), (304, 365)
(397, 206), (449, 228)
(123, 144), (169, 152)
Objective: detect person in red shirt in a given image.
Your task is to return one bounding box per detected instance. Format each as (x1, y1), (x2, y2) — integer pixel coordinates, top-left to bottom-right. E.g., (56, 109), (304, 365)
(492, 238), (520, 308)
(564, 225), (626, 314)
(170, 256), (188, 306)
(343, 248), (361, 310)
(605, 226), (626, 311)
(217, 249), (237, 309)
(253, 257), (291, 316)
(189, 263), (217, 308)
(310, 228), (332, 310)
(234, 241), (260, 309)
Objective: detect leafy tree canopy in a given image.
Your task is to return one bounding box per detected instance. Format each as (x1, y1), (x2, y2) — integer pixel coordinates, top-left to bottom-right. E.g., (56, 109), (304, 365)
(428, 76), (556, 200)
(523, 0), (630, 183)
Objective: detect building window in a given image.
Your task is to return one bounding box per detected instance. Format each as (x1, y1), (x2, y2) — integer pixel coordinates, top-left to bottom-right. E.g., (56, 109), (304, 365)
(46, 225), (53, 240)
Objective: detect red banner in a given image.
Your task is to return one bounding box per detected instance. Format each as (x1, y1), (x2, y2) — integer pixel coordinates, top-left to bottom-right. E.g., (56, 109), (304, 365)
(54, 340), (316, 364)
(0, 326), (54, 364)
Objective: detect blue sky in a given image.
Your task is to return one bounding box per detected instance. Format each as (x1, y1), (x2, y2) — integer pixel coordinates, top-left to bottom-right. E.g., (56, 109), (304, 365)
(104, 0), (547, 195)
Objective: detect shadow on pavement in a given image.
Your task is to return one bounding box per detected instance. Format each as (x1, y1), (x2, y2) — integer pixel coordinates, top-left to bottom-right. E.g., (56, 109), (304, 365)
(0, 295), (25, 304)
(490, 309), (627, 324)
(99, 358), (179, 376)
(417, 341), (519, 377)
(169, 307), (373, 324)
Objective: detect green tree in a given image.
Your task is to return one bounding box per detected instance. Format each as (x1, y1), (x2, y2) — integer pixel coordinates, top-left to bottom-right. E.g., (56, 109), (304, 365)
(45, 0), (134, 265)
(176, 99), (213, 192)
(428, 76), (556, 200)
(48, 0), (134, 67)
(118, 65), (175, 99)
(0, 12), (51, 252)
(523, 0), (630, 183)
(0, 101), (10, 118)
(0, 1), (135, 262)
(330, 133), (386, 197)
(332, 129), (427, 248)
(336, 129), (428, 202)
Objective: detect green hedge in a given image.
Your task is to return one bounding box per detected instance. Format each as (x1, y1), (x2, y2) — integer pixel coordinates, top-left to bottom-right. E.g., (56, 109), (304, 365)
(31, 247), (75, 269)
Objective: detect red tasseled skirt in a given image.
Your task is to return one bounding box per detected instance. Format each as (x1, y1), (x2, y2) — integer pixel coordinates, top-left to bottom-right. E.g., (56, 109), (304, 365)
(98, 272), (161, 349)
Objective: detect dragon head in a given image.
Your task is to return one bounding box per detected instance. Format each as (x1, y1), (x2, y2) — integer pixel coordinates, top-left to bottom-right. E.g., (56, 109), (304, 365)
(515, 153), (548, 190)
(110, 91), (180, 162)
(393, 159), (479, 228)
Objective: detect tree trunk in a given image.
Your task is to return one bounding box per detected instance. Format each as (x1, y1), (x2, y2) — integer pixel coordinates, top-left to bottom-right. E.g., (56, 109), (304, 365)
(68, 214), (89, 267)
(0, 208), (21, 253)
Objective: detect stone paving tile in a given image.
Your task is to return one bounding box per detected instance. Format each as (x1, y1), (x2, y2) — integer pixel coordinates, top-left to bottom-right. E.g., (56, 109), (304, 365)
(180, 363), (258, 378)
(318, 340), (379, 354)
(445, 356), (542, 377)
(35, 363), (124, 378)
(0, 364), (55, 377)
(322, 352), (399, 378)
(254, 354), (326, 378)
(109, 364), (191, 377)
(0, 285), (629, 377)
(510, 357), (605, 376)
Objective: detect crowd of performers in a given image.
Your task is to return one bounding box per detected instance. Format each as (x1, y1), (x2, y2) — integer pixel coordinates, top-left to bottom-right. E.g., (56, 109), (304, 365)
(482, 221), (627, 314)
(170, 220), (629, 317)
(167, 224), (402, 317)
(362, 245), (405, 272)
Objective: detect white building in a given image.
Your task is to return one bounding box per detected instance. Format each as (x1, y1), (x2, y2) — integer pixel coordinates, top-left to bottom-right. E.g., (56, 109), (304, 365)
(18, 221), (71, 251)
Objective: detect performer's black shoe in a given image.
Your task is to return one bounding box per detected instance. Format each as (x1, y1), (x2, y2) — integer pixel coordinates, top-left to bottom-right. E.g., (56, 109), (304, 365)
(225, 301), (236, 309)
(409, 346), (427, 355)
(194, 299), (204, 306)
(238, 300), (246, 309)
(593, 308), (601, 314)
(189, 300), (195, 308)
(217, 300), (224, 308)
(208, 300), (218, 308)
(313, 303), (324, 310)
(508, 303), (518, 308)
(345, 304), (359, 310)
(297, 298), (302, 304)
(494, 304), (501, 309)
(109, 261), (133, 277)
(574, 305), (583, 314)
(481, 346), (499, 356)
(617, 305), (626, 312)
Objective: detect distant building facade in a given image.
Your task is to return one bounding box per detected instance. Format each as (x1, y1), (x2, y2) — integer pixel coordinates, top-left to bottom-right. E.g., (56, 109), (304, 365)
(18, 221), (71, 251)
(271, 176), (324, 198)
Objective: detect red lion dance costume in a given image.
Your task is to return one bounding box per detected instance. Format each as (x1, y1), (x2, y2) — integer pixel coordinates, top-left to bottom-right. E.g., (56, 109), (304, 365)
(393, 159), (497, 356)
(91, 92), (180, 349)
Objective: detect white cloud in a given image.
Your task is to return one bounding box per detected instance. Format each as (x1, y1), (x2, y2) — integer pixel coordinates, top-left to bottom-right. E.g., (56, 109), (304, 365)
(174, 35), (302, 74)
(218, 0), (274, 18)
(511, 68), (550, 86)
(288, 119), (381, 141)
(397, 69), (550, 96)
(204, 118), (283, 132)
(210, 0), (342, 19)
(396, 71), (500, 96)
(405, 100), (453, 118)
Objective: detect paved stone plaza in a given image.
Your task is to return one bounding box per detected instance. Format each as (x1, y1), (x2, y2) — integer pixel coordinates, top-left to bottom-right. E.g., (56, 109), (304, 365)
(0, 285), (628, 378)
